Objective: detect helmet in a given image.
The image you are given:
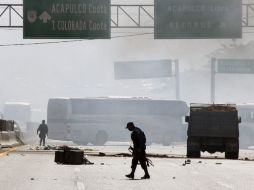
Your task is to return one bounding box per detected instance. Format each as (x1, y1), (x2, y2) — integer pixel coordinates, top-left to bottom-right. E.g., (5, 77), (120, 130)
(126, 122), (135, 129)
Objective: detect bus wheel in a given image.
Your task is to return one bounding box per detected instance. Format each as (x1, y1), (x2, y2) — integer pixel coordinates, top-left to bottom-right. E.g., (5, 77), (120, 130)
(94, 130), (108, 146)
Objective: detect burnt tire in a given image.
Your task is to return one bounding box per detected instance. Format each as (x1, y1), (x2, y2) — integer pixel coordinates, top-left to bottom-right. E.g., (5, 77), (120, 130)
(187, 150), (200, 158)
(187, 137), (200, 158)
(225, 138), (239, 159)
(94, 130), (108, 146)
(225, 151), (239, 159)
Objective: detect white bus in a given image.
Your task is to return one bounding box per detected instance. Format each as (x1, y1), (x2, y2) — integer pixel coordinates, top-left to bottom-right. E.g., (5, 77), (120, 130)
(4, 102), (31, 122)
(3, 102), (40, 144)
(3, 102), (31, 132)
(3, 102), (31, 131)
(47, 97), (188, 145)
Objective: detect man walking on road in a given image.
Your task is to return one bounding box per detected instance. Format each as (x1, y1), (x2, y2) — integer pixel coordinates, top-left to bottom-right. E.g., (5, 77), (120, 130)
(37, 120), (48, 146)
(125, 122), (150, 179)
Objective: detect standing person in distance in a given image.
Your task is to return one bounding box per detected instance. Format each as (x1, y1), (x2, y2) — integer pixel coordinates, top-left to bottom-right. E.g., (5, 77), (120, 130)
(125, 122), (150, 179)
(37, 120), (48, 146)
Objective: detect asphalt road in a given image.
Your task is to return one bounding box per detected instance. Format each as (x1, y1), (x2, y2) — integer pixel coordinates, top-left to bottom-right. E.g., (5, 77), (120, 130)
(0, 146), (254, 190)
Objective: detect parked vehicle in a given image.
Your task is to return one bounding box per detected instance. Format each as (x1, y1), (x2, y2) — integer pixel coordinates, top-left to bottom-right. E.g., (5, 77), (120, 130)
(47, 97), (188, 145)
(237, 103), (254, 148)
(185, 104), (241, 159)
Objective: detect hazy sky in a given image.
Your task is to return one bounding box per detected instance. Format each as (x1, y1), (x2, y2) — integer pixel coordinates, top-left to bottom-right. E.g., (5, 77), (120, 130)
(1, 0), (254, 118)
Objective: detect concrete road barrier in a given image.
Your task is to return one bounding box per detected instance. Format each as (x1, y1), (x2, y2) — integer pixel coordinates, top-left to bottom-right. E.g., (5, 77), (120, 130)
(9, 131), (16, 140)
(1, 132), (10, 141)
(0, 131), (20, 147)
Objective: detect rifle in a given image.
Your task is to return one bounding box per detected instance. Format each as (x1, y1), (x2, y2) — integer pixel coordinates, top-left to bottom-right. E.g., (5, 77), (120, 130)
(128, 146), (154, 167)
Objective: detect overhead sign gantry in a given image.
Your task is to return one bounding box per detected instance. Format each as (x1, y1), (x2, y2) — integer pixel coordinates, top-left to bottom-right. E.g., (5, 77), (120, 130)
(1, 2), (254, 38)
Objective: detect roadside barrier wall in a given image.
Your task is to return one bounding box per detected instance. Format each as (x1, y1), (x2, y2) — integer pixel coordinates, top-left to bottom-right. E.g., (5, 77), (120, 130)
(0, 131), (20, 147)
(0, 119), (15, 131)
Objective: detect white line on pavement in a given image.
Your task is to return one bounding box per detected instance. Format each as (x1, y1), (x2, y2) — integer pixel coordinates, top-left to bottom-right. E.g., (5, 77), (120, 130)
(216, 181), (234, 189)
(74, 167), (85, 190)
(77, 181), (85, 190)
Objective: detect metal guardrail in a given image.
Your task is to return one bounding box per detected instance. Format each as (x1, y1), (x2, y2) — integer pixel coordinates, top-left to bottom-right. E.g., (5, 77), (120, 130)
(111, 5), (153, 28)
(0, 4), (254, 28)
(0, 4), (22, 28)
(242, 4), (254, 27)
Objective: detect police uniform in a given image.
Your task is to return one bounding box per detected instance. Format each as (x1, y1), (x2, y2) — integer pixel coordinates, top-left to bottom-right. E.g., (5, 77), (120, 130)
(126, 122), (150, 179)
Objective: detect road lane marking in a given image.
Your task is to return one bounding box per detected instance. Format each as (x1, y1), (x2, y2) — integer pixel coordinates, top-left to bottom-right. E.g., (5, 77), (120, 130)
(77, 181), (85, 190)
(74, 168), (81, 173)
(216, 181), (234, 189)
(168, 162), (179, 167)
(0, 147), (18, 157)
(191, 171), (201, 175)
(74, 167), (85, 190)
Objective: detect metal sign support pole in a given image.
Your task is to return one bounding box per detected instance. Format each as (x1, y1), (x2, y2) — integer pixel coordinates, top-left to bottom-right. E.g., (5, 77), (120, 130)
(211, 57), (216, 103)
(175, 59), (180, 100)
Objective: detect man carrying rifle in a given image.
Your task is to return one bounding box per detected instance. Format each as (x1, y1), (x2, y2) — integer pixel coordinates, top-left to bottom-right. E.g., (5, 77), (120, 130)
(125, 122), (150, 179)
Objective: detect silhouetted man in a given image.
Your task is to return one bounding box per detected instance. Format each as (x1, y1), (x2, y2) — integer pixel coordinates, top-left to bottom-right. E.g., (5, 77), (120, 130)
(37, 120), (48, 146)
(125, 122), (150, 179)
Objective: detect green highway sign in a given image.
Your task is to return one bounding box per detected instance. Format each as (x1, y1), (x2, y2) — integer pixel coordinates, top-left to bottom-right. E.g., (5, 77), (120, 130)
(114, 60), (172, 79)
(154, 0), (242, 39)
(217, 59), (254, 74)
(23, 0), (110, 39)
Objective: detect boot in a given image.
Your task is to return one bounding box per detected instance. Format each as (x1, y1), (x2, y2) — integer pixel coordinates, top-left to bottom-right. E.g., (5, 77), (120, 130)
(141, 173), (150, 179)
(126, 164), (136, 179)
(125, 173), (134, 179)
(141, 161), (150, 179)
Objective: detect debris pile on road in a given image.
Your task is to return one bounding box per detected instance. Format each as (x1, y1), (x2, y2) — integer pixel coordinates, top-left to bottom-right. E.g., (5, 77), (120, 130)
(192, 104), (236, 112)
(27, 145), (60, 151)
(27, 145), (95, 152)
(54, 145), (94, 165)
(182, 159), (191, 166)
(99, 152), (106, 156)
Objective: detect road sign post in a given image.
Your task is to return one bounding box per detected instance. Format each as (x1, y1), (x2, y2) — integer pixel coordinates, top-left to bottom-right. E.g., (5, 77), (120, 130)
(23, 0), (110, 39)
